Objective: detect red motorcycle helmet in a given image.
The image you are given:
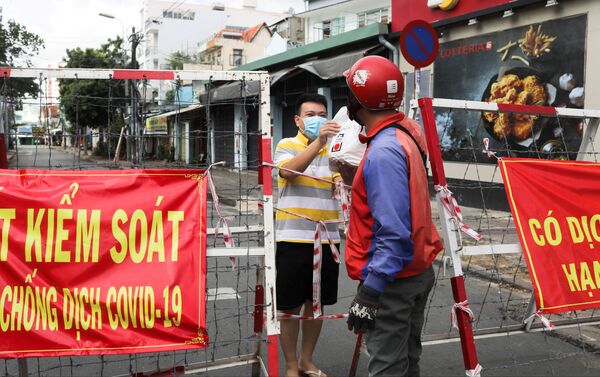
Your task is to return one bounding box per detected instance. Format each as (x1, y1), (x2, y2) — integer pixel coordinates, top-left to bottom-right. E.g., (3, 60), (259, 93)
(343, 55), (404, 110)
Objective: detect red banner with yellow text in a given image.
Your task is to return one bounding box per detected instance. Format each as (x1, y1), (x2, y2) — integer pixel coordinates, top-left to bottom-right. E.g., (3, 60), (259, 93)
(0, 169), (207, 358)
(500, 158), (600, 314)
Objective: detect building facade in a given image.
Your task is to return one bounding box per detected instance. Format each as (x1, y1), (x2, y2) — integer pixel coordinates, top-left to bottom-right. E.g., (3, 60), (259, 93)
(139, 0), (290, 101)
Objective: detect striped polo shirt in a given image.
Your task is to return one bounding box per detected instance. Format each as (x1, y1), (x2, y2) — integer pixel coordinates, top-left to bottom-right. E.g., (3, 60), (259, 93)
(274, 132), (341, 244)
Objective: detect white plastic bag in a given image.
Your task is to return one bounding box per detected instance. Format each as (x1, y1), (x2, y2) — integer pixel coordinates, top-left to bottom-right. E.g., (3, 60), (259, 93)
(329, 106), (366, 167)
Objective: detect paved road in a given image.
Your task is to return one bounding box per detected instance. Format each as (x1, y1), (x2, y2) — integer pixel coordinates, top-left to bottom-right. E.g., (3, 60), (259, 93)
(8, 145), (99, 169)
(3, 147), (600, 376)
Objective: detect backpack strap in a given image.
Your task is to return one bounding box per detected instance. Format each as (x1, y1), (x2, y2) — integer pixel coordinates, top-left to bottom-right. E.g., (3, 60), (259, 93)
(386, 122), (428, 169)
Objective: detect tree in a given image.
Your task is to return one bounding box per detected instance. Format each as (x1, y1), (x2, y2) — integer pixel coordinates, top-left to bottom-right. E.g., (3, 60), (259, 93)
(0, 20), (44, 105)
(166, 51), (197, 70)
(59, 37), (127, 132)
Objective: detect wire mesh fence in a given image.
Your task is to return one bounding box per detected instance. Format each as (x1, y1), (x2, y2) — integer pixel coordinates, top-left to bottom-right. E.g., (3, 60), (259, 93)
(0, 68), (276, 376)
(412, 97), (600, 375)
(4, 66), (600, 376)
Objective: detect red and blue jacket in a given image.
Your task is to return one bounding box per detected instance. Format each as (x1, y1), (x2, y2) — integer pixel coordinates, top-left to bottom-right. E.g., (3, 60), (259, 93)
(345, 112), (443, 293)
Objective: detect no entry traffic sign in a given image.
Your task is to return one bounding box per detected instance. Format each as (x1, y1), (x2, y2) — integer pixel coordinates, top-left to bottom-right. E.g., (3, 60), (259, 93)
(400, 20), (439, 68)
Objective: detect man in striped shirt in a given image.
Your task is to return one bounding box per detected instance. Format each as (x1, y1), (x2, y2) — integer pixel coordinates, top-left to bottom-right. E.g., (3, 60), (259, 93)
(274, 94), (342, 377)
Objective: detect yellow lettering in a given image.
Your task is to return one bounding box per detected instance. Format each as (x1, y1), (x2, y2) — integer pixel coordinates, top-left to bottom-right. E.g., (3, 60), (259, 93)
(25, 209), (45, 262)
(528, 218), (545, 246)
(110, 210), (128, 264)
(90, 288), (102, 330)
(62, 288), (75, 330)
(22, 286), (35, 331)
(10, 286), (24, 331)
(44, 209), (55, 262)
(144, 287), (155, 328)
(562, 263), (581, 292)
(106, 287), (118, 330)
(75, 209), (101, 262)
(591, 215), (600, 242)
(34, 287), (48, 331)
(129, 210), (148, 264)
(55, 209), (73, 262)
(0, 209), (15, 262)
(168, 211), (184, 262)
(116, 287), (129, 329)
(78, 287), (91, 330)
(0, 286), (11, 331)
(48, 287), (58, 331)
(127, 286), (138, 328)
(567, 217), (584, 243)
(147, 211), (165, 262)
(580, 262), (597, 291)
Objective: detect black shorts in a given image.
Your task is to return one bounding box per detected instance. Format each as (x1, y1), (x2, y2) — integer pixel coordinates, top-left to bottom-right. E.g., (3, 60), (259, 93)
(276, 241), (340, 311)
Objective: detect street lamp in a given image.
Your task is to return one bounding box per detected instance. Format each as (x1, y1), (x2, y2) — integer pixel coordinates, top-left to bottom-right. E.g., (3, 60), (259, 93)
(98, 12), (126, 65)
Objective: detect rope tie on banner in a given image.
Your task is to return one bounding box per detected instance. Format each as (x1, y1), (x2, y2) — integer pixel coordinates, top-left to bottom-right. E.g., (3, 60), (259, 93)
(524, 310), (555, 330)
(435, 185), (482, 241)
(465, 363), (483, 377)
(204, 163), (236, 269)
(450, 300), (475, 330)
(482, 137), (499, 160)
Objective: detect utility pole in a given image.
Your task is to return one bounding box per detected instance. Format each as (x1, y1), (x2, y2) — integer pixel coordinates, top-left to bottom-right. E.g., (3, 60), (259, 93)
(129, 27), (142, 164)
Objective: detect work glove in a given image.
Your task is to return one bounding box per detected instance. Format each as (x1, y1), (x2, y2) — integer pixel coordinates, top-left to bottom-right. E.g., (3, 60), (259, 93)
(347, 284), (381, 334)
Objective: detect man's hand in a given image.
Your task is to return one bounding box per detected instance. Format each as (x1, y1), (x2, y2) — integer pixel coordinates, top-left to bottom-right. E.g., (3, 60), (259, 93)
(317, 121), (341, 145)
(347, 285), (381, 334)
(335, 160), (358, 186)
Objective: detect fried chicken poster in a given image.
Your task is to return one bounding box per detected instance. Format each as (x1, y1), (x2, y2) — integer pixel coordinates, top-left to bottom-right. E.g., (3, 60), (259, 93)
(433, 15), (586, 163)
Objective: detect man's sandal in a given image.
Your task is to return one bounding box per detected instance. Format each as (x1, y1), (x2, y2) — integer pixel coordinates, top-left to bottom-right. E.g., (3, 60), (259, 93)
(300, 370), (324, 377)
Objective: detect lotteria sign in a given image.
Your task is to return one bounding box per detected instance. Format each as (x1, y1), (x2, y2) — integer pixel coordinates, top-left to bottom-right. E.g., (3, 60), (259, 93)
(392, 0), (545, 32)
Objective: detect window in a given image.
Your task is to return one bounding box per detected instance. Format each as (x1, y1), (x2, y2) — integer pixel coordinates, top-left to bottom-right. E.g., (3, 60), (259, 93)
(321, 17), (344, 39)
(162, 9), (194, 20)
(322, 20), (331, 39)
(231, 49), (244, 66)
(357, 7), (390, 27)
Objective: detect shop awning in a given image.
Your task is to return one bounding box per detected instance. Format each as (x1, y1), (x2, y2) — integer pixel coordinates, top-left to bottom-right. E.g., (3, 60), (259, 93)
(154, 104), (204, 118)
(296, 48), (369, 80)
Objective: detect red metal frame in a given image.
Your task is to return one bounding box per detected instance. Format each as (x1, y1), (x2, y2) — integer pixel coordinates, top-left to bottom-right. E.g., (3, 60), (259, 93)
(254, 285), (265, 333)
(267, 335), (279, 376)
(112, 69), (175, 80)
(418, 98), (447, 186)
(260, 137), (273, 196)
(451, 276), (479, 370)
(418, 97), (479, 373)
(497, 103), (557, 116)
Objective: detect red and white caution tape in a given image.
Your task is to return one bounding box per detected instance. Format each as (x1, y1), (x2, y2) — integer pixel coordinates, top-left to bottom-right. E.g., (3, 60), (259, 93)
(525, 310), (555, 330)
(277, 312), (348, 320)
(268, 163), (346, 319)
(263, 162), (351, 189)
(436, 185), (481, 241)
(207, 170), (236, 268)
(450, 300), (475, 330)
(334, 181), (351, 230)
(274, 207), (342, 318)
(482, 138), (499, 160)
(465, 363), (482, 377)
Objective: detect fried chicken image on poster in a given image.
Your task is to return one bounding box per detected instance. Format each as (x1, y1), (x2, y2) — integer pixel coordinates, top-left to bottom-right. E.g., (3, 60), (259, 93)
(433, 15), (587, 163)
